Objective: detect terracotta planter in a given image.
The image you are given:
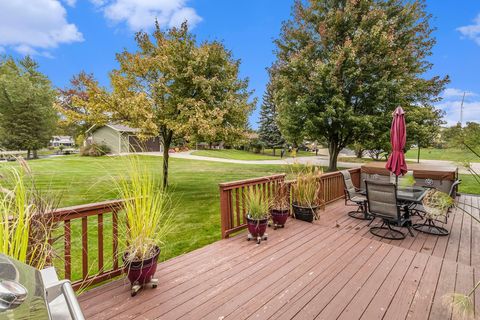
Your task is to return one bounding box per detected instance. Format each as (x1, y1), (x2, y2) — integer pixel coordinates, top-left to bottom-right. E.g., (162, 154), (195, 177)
(123, 246), (160, 286)
(270, 208), (289, 229)
(292, 203), (317, 223)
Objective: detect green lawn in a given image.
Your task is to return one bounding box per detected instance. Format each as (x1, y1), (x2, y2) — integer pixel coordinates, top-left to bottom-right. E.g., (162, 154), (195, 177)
(405, 148), (479, 163)
(1, 155), (292, 283)
(3, 154), (479, 285)
(191, 148), (315, 160)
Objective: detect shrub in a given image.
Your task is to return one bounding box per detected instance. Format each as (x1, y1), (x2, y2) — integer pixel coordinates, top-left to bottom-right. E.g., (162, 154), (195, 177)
(80, 143), (110, 156)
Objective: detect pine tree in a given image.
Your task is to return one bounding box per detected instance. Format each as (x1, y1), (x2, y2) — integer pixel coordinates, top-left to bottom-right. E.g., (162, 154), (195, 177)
(258, 85), (284, 152)
(0, 56), (57, 158)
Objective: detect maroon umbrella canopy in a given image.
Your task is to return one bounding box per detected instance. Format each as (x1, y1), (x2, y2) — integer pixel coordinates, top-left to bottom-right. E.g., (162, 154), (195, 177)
(386, 107), (408, 176)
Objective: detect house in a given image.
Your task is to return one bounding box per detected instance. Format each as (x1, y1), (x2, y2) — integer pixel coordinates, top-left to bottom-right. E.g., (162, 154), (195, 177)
(50, 136), (74, 147)
(85, 124), (162, 154)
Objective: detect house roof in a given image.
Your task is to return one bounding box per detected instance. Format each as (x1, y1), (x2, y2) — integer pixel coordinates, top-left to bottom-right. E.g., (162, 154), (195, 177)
(86, 123), (140, 134)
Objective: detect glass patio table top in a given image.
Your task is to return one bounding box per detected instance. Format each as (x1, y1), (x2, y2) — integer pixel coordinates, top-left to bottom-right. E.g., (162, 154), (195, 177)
(359, 185), (428, 204)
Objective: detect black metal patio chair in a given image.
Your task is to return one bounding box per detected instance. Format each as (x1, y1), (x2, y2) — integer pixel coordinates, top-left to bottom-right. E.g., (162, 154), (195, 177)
(411, 180), (461, 236)
(365, 180), (414, 240)
(340, 170), (370, 220)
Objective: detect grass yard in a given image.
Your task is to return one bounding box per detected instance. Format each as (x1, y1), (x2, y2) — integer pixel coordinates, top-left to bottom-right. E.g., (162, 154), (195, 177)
(2, 154), (478, 286)
(191, 148), (315, 160)
(405, 148), (479, 163)
(1, 155), (293, 284)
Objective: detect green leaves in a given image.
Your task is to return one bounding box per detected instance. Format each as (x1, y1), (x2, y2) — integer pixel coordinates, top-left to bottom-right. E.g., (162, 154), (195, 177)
(0, 56), (57, 154)
(271, 0), (448, 170)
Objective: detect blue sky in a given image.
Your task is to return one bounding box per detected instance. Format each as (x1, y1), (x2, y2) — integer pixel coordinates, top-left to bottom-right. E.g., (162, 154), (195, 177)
(1, 0), (479, 128)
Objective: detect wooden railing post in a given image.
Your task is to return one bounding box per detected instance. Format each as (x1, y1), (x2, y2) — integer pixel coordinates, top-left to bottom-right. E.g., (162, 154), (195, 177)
(220, 187), (232, 239)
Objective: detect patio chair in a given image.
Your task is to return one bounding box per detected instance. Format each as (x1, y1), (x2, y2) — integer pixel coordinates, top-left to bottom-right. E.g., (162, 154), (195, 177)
(365, 180), (414, 240)
(340, 170), (370, 220)
(412, 180), (461, 236)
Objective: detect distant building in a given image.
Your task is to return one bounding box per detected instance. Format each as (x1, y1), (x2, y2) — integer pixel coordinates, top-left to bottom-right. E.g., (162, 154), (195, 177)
(50, 136), (74, 147)
(85, 124), (162, 154)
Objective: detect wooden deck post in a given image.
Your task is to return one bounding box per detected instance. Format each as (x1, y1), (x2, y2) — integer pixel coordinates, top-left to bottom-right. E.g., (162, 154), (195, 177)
(220, 186), (231, 239)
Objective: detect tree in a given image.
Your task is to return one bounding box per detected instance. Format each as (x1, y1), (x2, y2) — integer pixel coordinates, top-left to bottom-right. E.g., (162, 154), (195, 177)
(271, 0), (448, 171)
(443, 122), (480, 151)
(0, 56), (57, 158)
(56, 72), (102, 140)
(405, 105), (445, 162)
(258, 85), (284, 154)
(350, 104), (444, 161)
(66, 22), (254, 187)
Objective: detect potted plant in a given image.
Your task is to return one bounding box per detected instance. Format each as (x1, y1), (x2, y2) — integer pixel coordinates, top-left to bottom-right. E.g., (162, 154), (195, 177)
(245, 189), (270, 244)
(270, 182), (290, 229)
(292, 167), (322, 223)
(117, 157), (174, 296)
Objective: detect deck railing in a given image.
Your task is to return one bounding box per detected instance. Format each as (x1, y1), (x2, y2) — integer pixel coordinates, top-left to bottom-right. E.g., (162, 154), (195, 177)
(52, 199), (125, 290)
(219, 168), (361, 238)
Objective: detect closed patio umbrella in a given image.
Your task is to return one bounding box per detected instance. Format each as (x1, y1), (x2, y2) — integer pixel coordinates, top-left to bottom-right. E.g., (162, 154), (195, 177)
(386, 106), (407, 178)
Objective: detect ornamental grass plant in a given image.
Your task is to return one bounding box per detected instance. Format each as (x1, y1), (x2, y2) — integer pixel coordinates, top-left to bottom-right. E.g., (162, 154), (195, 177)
(0, 158), (59, 270)
(245, 188), (270, 220)
(116, 156), (175, 263)
(292, 165), (323, 208)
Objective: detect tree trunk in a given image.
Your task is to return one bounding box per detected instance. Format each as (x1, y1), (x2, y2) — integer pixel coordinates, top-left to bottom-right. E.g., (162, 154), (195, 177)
(33, 149), (38, 159)
(328, 142), (340, 172)
(417, 145), (421, 163)
(355, 149), (364, 158)
(27, 149), (31, 159)
(162, 130), (173, 189)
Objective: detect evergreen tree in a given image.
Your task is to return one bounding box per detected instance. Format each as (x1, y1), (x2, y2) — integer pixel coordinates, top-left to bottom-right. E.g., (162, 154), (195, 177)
(0, 56), (57, 158)
(258, 85), (284, 151)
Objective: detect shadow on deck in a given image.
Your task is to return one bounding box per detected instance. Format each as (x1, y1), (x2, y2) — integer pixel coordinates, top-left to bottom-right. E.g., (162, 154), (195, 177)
(78, 194), (480, 320)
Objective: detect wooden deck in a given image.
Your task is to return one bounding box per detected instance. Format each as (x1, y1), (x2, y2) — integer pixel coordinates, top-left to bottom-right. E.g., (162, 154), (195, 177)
(79, 194), (480, 319)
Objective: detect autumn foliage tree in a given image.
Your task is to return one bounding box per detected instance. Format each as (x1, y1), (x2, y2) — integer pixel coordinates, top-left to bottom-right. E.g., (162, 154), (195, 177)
(64, 22), (254, 187)
(271, 0), (449, 171)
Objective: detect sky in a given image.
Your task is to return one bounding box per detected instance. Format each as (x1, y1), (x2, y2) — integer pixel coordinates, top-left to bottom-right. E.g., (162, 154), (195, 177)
(0, 0), (479, 129)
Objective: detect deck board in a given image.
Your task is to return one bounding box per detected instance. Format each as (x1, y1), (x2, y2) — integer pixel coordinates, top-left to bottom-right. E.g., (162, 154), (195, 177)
(79, 194), (480, 320)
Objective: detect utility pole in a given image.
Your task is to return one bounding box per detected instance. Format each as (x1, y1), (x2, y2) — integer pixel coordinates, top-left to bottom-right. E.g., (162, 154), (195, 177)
(460, 91), (465, 127)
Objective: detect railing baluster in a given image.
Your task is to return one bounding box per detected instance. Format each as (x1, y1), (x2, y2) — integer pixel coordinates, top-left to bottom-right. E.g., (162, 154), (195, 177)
(235, 189), (240, 227)
(64, 220), (71, 280)
(81, 217), (88, 280)
(112, 209), (119, 270)
(98, 213), (104, 272)
(241, 186), (246, 223)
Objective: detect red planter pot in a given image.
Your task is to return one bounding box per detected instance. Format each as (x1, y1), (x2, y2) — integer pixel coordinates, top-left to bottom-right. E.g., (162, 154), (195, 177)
(246, 216), (268, 238)
(270, 208), (289, 229)
(123, 246), (160, 286)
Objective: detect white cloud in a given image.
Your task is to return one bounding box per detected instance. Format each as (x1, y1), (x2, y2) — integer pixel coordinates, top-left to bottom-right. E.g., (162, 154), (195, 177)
(63, 0), (77, 6)
(457, 14), (480, 45)
(0, 0), (83, 56)
(442, 88), (477, 98)
(437, 88), (480, 126)
(92, 0), (202, 31)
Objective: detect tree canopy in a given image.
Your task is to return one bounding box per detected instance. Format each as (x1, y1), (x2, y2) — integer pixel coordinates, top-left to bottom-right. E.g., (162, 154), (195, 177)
(271, 0), (448, 171)
(0, 56), (57, 158)
(63, 22), (254, 187)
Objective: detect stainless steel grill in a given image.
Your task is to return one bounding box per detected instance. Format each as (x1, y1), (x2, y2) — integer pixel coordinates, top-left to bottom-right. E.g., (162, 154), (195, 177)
(0, 254), (85, 320)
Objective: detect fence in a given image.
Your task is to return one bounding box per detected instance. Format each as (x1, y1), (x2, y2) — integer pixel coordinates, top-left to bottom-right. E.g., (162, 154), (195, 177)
(219, 168), (361, 238)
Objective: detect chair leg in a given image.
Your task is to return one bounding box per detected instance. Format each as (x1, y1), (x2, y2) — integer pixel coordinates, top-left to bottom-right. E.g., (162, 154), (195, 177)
(347, 203), (372, 220)
(406, 225), (414, 237)
(370, 220), (405, 240)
